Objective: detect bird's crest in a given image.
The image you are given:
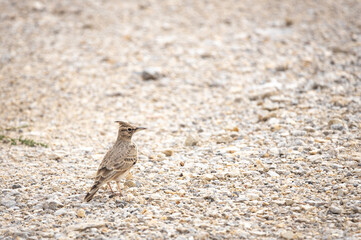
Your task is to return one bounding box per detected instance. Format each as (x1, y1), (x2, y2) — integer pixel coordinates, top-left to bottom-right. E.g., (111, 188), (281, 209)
(115, 121), (135, 128)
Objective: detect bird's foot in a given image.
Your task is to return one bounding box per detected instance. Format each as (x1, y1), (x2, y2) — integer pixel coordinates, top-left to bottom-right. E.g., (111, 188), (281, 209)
(109, 192), (123, 198)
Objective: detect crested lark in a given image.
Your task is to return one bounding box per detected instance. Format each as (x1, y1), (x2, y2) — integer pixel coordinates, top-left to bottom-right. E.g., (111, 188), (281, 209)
(84, 121), (146, 202)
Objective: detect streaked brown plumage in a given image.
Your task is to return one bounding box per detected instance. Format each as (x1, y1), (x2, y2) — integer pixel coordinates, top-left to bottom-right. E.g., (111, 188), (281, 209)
(84, 121), (146, 202)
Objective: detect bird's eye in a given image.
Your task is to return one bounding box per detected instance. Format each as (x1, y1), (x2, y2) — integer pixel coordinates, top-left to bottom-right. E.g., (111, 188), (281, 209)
(127, 128), (132, 132)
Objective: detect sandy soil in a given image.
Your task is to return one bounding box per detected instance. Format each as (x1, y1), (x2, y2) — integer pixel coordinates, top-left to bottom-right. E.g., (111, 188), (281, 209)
(0, 0), (360, 239)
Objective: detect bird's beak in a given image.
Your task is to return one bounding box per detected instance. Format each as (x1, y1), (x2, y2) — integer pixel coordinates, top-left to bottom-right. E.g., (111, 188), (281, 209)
(135, 127), (147, 131)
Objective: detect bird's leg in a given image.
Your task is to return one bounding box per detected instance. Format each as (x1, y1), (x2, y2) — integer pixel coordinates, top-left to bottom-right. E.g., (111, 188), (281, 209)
(108, 183), (121, 198)
(116, 181), (123, 196)
(107, 183), (115, 194)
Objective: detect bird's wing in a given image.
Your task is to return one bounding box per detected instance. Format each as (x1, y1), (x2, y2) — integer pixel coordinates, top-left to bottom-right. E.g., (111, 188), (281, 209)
(98, 144), (126, 169)
(94, 144), (136, 183)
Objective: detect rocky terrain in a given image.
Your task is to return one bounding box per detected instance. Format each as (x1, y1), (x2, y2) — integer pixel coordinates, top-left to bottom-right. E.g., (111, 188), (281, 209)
(0, 0), (360, 239)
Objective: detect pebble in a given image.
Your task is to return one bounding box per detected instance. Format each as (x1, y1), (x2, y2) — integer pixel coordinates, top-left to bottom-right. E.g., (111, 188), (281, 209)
(141, 67), (163, 80)
(330, 124), (344, 131)
(149, 193), (162, 200)
(43, 199), (64, 210)
(48, 153), (62, 160)
(77, 209), (86, 218)
(67, 222), (107, 232)
(304, 127), (316, 132)
(32, 1), (45, 11)
(162, 149), (174, 156)
(184, 134), (199, 146)
(329, 205), (342, 214)
(2, 189), (20, 196)
(11, 184), (22, 189)
(294, 139), (304, 146)
(285, 199), (294, 206)
(218, 146), (239, 154)
(124, 180), (137, 188)
(276, 169), (290, 175)
(249, 86), (279, 100)
(201, 174), (216, 181)
(328, 118), (345, 130)
(54, 208), (68, 216)
(280, 230), (296, 239)
(268, 170), (280, 177)
(246, 191), (260, 200)
(1, 198), (17, 208)
(301, 205), (313, 211)
(292, 130), (306, 136)
(215, 135), (233, 144)
(351, 205), (361, 213)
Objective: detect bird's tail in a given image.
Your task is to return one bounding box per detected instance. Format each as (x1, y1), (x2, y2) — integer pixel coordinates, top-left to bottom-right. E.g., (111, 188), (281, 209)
(84, 183), (101, 202)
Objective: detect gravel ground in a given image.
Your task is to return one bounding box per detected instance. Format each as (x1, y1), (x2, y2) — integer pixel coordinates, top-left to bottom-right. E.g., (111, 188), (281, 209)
(0, 0), (360, 239)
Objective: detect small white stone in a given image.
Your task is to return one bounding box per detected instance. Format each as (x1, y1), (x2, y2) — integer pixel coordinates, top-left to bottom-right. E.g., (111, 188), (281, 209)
(268, 118), (280, 125)
(48, 153), (62, 160)
(0, 198), (17, 208)
(150, 193), (162, 200)
(218, 146), (239, 154)
(268, 170), (280, 177)
(280, 230), (295, 239)
(246, 191), (260, 200)
(301, 205), (313, 211)
(54, 208), (67, 216)
(201, 174), (216, 181)
(329, 205), (342, 214)
(184, 134), (199, 146)
(32, 1), (45, 11)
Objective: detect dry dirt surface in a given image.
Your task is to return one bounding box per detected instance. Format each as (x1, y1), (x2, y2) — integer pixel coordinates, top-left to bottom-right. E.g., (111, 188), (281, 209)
(0, 0), (360, 239)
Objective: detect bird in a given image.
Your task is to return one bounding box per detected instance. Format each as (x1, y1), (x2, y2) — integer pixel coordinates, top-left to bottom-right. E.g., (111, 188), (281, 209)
(84, 121), (146, 202)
